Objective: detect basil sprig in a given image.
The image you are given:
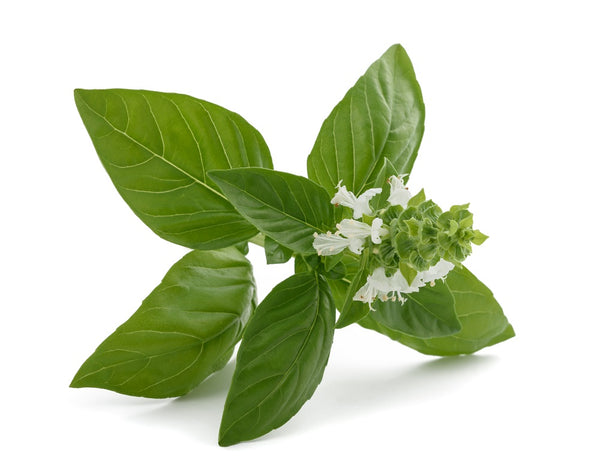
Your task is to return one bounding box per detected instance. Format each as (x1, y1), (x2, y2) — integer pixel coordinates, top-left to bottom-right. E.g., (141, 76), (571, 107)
(72, 44), (514, 446)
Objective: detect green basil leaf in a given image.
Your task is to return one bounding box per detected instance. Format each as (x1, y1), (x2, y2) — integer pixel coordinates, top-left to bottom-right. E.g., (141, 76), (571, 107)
(218, 272), (335, 446)
(361, 266), (515, 355)
(209, 168), (334, 254)
(332, 267), (461, 337)
(70, 247), (256, 398)
(327, 278), (349, 312)
(264, 236), (293, 264)
(367, 282), (462, 338)
(407, 188), (426, 207)
(335, 252), (371, 329)
(75, 89), (272, 250)
(307, 44), (425, 196)
(234, 240), (250, 255)
(294, 256), (311, 274)
(322, 260), (346, 280)
(324, 253), (344, 272)
(370, 157), (399, 211)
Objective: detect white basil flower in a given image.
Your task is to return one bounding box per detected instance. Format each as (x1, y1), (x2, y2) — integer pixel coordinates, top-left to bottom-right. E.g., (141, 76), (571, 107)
(416, 259), (455, 285)
(331, 182), (382, 219)
(346, 237), (366, 255)
(337, 218), (388, 245)
(312, 231), (351, 256)
(336, 219), (371, 239)
(389, 270), (413, 295)
(387, 174), (412, 207)
(387, 270), (423, 301)
(352, 280), (379, 309)
(312, 231), (365, 256)
(353, 267), (427, 308)
(370, 217), (389, 244)
(353, 267), (390, 309)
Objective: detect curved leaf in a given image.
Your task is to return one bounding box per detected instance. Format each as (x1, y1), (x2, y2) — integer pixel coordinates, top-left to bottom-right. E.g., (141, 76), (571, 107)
(360, 266), (515, 355)
(70, 247), (256, 398)
(329, 265), (460, 337)
(219, 272), (335, 446)
(327, 277), (350, 311)
(368, 282), (461, 338)
(209, 168), (334, 254)
(264, 236), (293, 264)
(307, 44), (425, 196)
(75, 89), (272, 249)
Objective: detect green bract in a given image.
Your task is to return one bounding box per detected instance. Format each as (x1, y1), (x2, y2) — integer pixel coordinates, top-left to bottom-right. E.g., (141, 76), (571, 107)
(72, 44), (514, 446)
(388, 198), (486, 270)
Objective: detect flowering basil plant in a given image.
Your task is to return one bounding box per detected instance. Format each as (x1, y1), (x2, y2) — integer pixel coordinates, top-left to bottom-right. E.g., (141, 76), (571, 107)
(71, 44), (514, 446)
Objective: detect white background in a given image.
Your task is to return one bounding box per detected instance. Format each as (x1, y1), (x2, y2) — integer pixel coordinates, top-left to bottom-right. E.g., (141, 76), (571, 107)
(2, 1), (599, 473)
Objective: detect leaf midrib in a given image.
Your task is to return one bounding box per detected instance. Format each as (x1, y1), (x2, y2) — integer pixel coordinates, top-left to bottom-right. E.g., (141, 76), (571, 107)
(77, 92), (228, 201)
(220, 273), (325, 441)
(73, 316), (242, 386)
(216, 173), (329, 234)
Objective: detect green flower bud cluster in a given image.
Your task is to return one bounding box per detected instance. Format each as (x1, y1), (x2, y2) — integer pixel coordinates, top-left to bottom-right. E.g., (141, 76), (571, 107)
(379, 191), (487, 273)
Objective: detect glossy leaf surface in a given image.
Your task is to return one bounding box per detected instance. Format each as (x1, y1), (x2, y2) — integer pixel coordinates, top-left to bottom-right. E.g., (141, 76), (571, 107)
(335, 253), (371, 329)
(332, 272), (461, 337)
(71, 248), (256, 398)
(307, 44), (425, 196)
(361, 267), (515, 355)
(209, 168), (334, 254)
(370, 157), (399, 210)
(219, 272), (335, 446)
(264, 236), (293, 264)
(369, 282), (461, 338)
(75, 89), (272, 249)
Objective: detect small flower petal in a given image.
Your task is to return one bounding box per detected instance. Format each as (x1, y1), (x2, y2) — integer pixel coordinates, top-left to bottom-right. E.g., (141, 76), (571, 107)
(330, 184), (358, 208)
(347, 237), (366, 254)
(388, 175), (412, 207)
(389, 270), (409, 292)
(313, 233), (351, 256)
(330, 182), (382, 218)
(353, 282), (378, 309)
(370, 217), (389, 244)
(353, 267), (388, 309)
(416, 259), (455, 284)
(369, 267), (389, 288)
(337, 219), (372, 239)
(352, 187), (382, 218)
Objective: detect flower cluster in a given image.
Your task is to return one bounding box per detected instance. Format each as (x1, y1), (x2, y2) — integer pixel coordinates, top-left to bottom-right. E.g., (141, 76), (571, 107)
(313, 176), (487, 309)
(354, 260), (455, 307)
